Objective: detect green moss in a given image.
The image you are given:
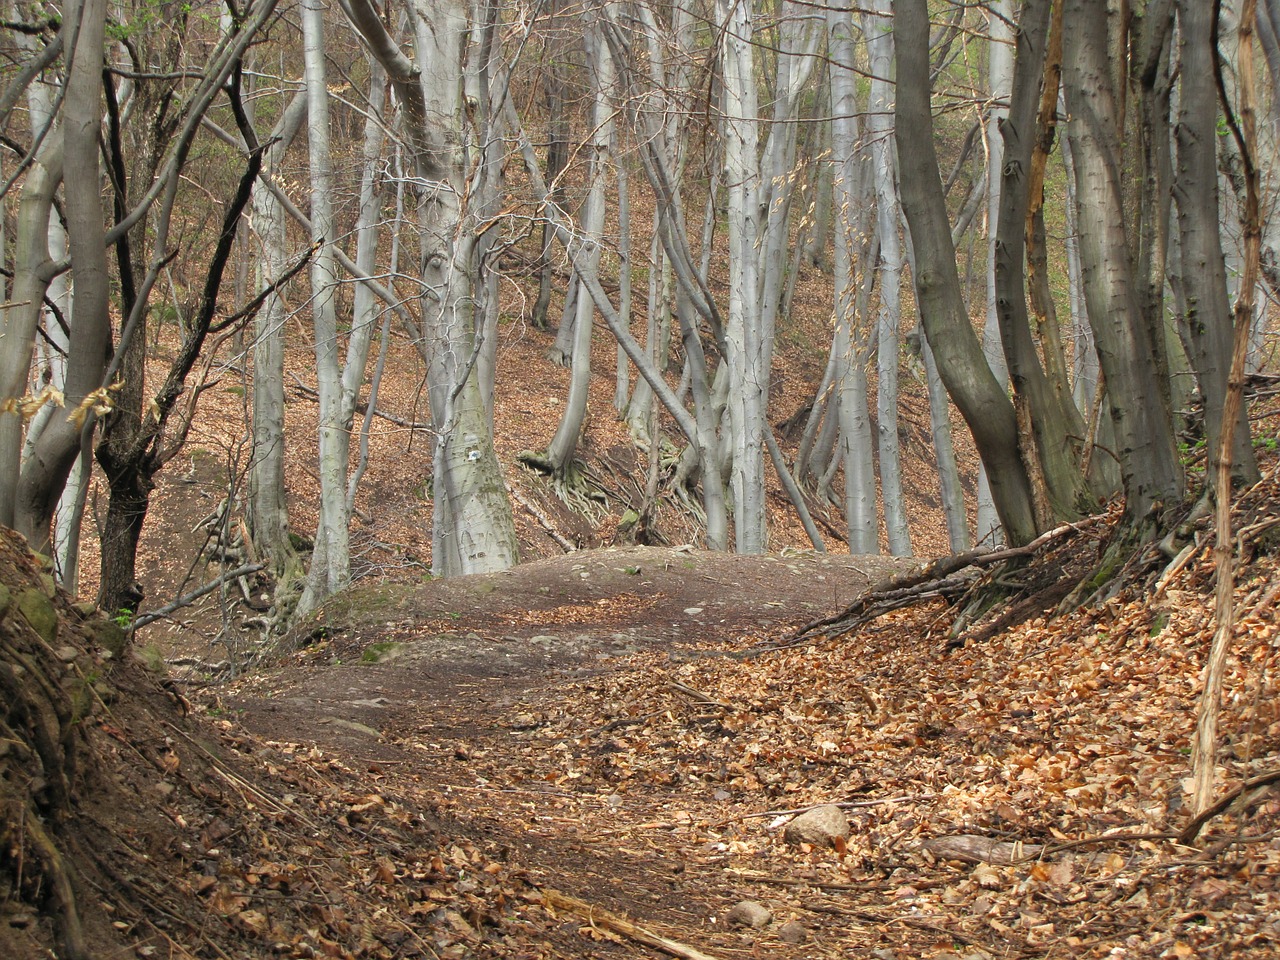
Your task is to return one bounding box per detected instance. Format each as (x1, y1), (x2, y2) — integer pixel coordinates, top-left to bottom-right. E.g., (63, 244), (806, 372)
(360, 641), (406, 664)
(16, 588), (58, 644)
(134, 644), (168, 675)
(88, 618), (129, 657)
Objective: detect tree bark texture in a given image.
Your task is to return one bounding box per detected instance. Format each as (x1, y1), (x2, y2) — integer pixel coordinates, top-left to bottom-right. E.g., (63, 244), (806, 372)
(895, 0), (1038, 546)
(1062, 0), (1183, 521)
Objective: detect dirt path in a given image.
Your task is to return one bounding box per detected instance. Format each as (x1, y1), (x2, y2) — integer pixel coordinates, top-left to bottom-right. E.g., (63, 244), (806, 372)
(222, 547), (915, 957)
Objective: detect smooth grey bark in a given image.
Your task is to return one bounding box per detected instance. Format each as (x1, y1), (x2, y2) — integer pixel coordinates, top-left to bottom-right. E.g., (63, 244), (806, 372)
(417, 0), (517, 577)
(827, 4), (877, 554)
(545, 20), (612, 475)
(895, 0), (1038, 546)
(0, 135), (61, 529)
(14, 0), (111, 554)
(718, 0), (768, 553)
(976, 0), (1014, 547)
(863, 0), (911, 556)
(248, 91), (307, 578)
(993, 0), (1094, 523)
(1173, 0), (1258, 483)
(297, 0), (348, 615)
(346, 0), (518, 577)
(919, 323), (971, 552)
(1062, 0), (1183, 519)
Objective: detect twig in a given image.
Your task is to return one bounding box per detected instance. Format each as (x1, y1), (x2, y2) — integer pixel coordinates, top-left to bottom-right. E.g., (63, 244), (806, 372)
(288, 377), (434, 431)
(133, 563), (265, 629)
(539, 888), (726, 960)
(666, 679), (729, 708)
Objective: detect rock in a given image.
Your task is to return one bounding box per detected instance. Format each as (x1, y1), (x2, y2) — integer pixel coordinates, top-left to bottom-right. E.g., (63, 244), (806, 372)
(783, 804), (851, 848)
(725, 900), (772, 928)
(55, 646), (79, 662)
(16, 588), (58, 644)
(777, 920), (807, 944)
(87, 618), (129, 657)
(323, 718), (381, 739)
(0, 581), (10, 617)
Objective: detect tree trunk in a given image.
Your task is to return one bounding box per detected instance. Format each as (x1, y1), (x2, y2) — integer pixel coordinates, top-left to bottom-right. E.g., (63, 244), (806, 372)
(863, 0), (911, 556)
(545, 20), (612, 476)
(976, 0), (1015, 547)
(827, 3), (877, 554)
(297, 0), (350, 614)
(15, 0), (112, 555)
(1062, 0), (1183, 521)
(1173, 0), (1258, 484)
(248, 92), (308, 581)
(993, 0), (1094, 524)
(414, 0), (518, 577)
(0, 136), (61, 529)
(718, 0), (768, 553)
(895, 0), (1038, 546)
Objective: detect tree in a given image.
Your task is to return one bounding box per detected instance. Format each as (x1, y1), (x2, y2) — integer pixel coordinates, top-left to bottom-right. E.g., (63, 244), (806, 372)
(343, 0), (517, 578)
(1061, 0), (1184, 523)
(896, 0), (1039, 546)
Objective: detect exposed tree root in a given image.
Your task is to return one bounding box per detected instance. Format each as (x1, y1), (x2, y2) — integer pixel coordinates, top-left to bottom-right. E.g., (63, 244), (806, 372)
(0, 547), (93, 960)
(760, 518), (1102, 654)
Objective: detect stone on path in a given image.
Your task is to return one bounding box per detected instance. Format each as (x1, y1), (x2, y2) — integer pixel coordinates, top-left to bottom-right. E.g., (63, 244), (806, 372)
(725, 900), (772, 928)
(783, 804), (850, 848)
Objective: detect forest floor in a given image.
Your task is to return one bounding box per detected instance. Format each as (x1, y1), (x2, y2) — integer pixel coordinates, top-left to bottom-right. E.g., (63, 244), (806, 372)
(7, 475), (1280, 959)
(8, 272), (1280, 957)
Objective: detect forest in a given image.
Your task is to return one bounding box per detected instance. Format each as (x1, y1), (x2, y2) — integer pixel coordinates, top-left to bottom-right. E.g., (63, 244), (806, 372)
(2, 0), (1280, 957)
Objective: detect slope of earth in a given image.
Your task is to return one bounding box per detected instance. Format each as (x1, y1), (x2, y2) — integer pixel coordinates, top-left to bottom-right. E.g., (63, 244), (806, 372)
(206, 483), (1280, 960)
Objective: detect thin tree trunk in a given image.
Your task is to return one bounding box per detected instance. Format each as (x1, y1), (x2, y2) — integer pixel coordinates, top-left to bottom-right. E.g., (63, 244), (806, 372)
(297, 0), (349, 613)
(863, 0), (910, 556)
(545, 19), (612, 475)
(1173, 0), (1258, 483)
(248, 92), (307, 580)
(718, 0), (768, 553)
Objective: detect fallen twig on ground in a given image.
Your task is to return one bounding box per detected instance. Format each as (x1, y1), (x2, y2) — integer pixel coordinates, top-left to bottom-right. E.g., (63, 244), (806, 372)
(539, 888), (726, 960)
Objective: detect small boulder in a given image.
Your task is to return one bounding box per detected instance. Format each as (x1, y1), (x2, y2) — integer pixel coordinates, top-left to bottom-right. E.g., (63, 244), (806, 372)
(783, 804), (850, 848)
(778, 920), (807, 944)
(725, 900), (772, 929)
(16, 588), (58, 644)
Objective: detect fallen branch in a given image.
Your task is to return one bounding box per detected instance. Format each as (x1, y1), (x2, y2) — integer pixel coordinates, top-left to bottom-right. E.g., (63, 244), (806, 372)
(538, 888), (726, 960)
(1178, 768), (1280, 845)
(133, 563), (265, 629)
(509, 484), (576, 552)
(711, 794), (935, 827)
(762, 518), (1102, 653)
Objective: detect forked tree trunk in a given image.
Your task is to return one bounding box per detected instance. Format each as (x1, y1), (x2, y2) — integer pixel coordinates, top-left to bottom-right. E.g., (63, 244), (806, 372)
(1062, 0), (1183, 521)
(895, 0), (1038, 546)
